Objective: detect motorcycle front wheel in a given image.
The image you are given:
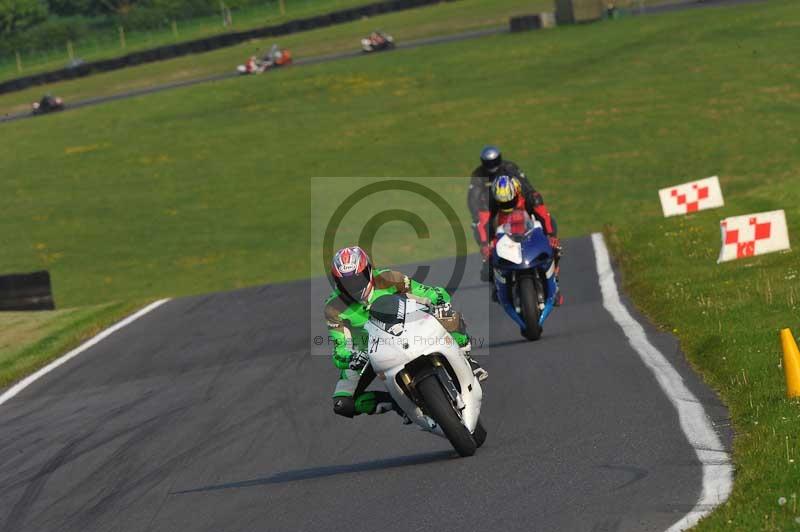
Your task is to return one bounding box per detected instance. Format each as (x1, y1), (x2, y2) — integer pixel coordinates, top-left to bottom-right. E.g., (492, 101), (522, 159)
(519, 275), (542, 341)
(417, 376), (476, 457)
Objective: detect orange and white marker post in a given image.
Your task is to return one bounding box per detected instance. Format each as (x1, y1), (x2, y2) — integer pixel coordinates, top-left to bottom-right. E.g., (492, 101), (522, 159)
(717, 210), (791, 263)
(658, 176), (724, 217)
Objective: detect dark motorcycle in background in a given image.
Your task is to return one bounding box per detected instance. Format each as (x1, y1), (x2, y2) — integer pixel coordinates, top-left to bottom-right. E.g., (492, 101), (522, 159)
(32, 95), (64, 115)
(492, 210), (558, 341)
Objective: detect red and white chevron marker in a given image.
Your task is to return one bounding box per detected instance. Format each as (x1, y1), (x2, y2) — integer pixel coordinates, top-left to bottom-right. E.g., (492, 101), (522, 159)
(658, 176), (724, 217)
(718, 210), (791, 263)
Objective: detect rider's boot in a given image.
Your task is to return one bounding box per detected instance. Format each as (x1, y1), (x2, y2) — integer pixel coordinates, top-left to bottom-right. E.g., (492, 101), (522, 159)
(480, 260), (492, 283)
(460, 341), (488, 382)
(375, 397), (412, 424)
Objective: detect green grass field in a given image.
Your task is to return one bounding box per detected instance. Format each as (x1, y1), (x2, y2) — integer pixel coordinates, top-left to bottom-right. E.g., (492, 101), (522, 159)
(0, 0), (683, 84)
(0, 0), (378, 82)
(2, 0), (800, 527)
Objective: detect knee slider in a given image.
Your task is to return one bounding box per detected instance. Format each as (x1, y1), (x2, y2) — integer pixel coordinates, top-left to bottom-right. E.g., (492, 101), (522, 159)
(333, 396), (355, 418)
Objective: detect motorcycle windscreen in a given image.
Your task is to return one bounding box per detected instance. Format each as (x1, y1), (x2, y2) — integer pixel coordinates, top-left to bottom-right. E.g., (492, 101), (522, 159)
(368, 294), (407, 335)
(502, 210), (539, 236)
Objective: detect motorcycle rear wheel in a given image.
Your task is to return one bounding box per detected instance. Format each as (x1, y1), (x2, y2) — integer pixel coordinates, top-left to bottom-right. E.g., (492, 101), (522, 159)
(417, 376), (477, 457)
(519, 275), (542, 341)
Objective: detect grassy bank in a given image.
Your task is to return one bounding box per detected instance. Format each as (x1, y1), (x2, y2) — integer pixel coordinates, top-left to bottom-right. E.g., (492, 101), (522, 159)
(0, 0), (551, 116)
(0, 0), (378, 82)
(0, 301), (138, 389)
(1, 0), (799, 526)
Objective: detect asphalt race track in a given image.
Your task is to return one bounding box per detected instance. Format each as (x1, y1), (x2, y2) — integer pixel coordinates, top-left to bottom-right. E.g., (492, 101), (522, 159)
(0, 236), (731, 532)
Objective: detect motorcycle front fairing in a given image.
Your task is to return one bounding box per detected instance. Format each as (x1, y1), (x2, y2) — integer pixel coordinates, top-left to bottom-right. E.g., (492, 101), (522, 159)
(492, 218), (559, 327)
(364, 298), (482, 434)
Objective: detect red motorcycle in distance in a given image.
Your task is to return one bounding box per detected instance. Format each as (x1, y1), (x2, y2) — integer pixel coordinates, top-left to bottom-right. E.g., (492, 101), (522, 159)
(361, 31), (395, 53)
(237, 45), (293, 74)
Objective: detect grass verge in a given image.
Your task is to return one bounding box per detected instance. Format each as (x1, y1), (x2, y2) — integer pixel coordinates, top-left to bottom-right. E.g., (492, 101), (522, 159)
(606, 220), (800, 529)
(0, 301), (142, 389)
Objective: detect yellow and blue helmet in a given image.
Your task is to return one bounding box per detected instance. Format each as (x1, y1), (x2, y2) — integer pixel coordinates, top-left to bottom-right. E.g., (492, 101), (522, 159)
(491, 175), (521, 212)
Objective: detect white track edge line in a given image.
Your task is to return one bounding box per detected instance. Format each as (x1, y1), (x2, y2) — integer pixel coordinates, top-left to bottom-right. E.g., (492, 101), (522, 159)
(591, 233), (733, 531)
(0, 298), (171, 407)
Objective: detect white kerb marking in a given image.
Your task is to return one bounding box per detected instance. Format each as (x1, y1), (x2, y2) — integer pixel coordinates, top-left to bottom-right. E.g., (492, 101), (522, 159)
(0, 298), (170, 407)
(591, 233), (732, 531)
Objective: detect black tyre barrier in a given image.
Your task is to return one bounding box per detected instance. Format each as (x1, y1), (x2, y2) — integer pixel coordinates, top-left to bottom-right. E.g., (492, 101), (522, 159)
(0, 270), (55, 311)
(0, 0), (457, 95)
(509, 15), (542, 32)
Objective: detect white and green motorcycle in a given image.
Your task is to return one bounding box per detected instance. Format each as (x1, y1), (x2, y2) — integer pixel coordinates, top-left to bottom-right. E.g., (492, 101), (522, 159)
(364, 294), (486, 457)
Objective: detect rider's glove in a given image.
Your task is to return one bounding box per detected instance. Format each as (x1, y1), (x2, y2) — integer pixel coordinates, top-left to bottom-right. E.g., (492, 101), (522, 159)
(333, 350), (352, 370)
(432, 302), (454, 319)
(349, 350), (369, 371)
(430, 286), (448, 306)
(480, 244), (493, 261)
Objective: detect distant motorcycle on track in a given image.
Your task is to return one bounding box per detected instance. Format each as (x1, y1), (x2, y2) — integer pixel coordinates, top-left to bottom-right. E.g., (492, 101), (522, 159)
(237, 45), (293, 74)
(361, 31), (395, 53)
(363, 294), (486, 457)
(32, 95), (64, 115)
(492, 210), (558, 341)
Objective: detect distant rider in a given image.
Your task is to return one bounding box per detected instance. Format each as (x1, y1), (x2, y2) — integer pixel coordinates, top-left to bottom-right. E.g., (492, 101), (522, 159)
(35, 95), (60, 112)
(325, 246), (487, 419)
(487, 175), (563, 304)
(468, 146), (551, 281)
(369, 31), (386, 46)
(260, 44), (284, 68)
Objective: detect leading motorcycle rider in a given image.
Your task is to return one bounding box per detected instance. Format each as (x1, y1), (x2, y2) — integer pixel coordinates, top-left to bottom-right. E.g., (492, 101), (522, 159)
(468, 145), (556, 281)
(487, 175), (563, 305)
(325, 246), (487, 419)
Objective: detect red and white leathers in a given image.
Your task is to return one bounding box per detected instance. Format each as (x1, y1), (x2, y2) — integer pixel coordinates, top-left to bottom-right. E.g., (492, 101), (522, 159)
(480, 183), (560, 263)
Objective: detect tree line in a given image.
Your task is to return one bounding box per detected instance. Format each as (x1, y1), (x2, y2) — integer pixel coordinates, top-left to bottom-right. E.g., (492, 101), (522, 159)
(1, 0), (263, 55)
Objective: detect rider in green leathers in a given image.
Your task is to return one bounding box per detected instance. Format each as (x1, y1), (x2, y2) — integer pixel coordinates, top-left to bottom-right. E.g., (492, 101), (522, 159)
(326, 246), (486, 418)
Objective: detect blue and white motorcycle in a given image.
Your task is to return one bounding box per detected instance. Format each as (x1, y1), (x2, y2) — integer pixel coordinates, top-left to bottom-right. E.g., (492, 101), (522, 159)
(491, 210), (558, 341)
